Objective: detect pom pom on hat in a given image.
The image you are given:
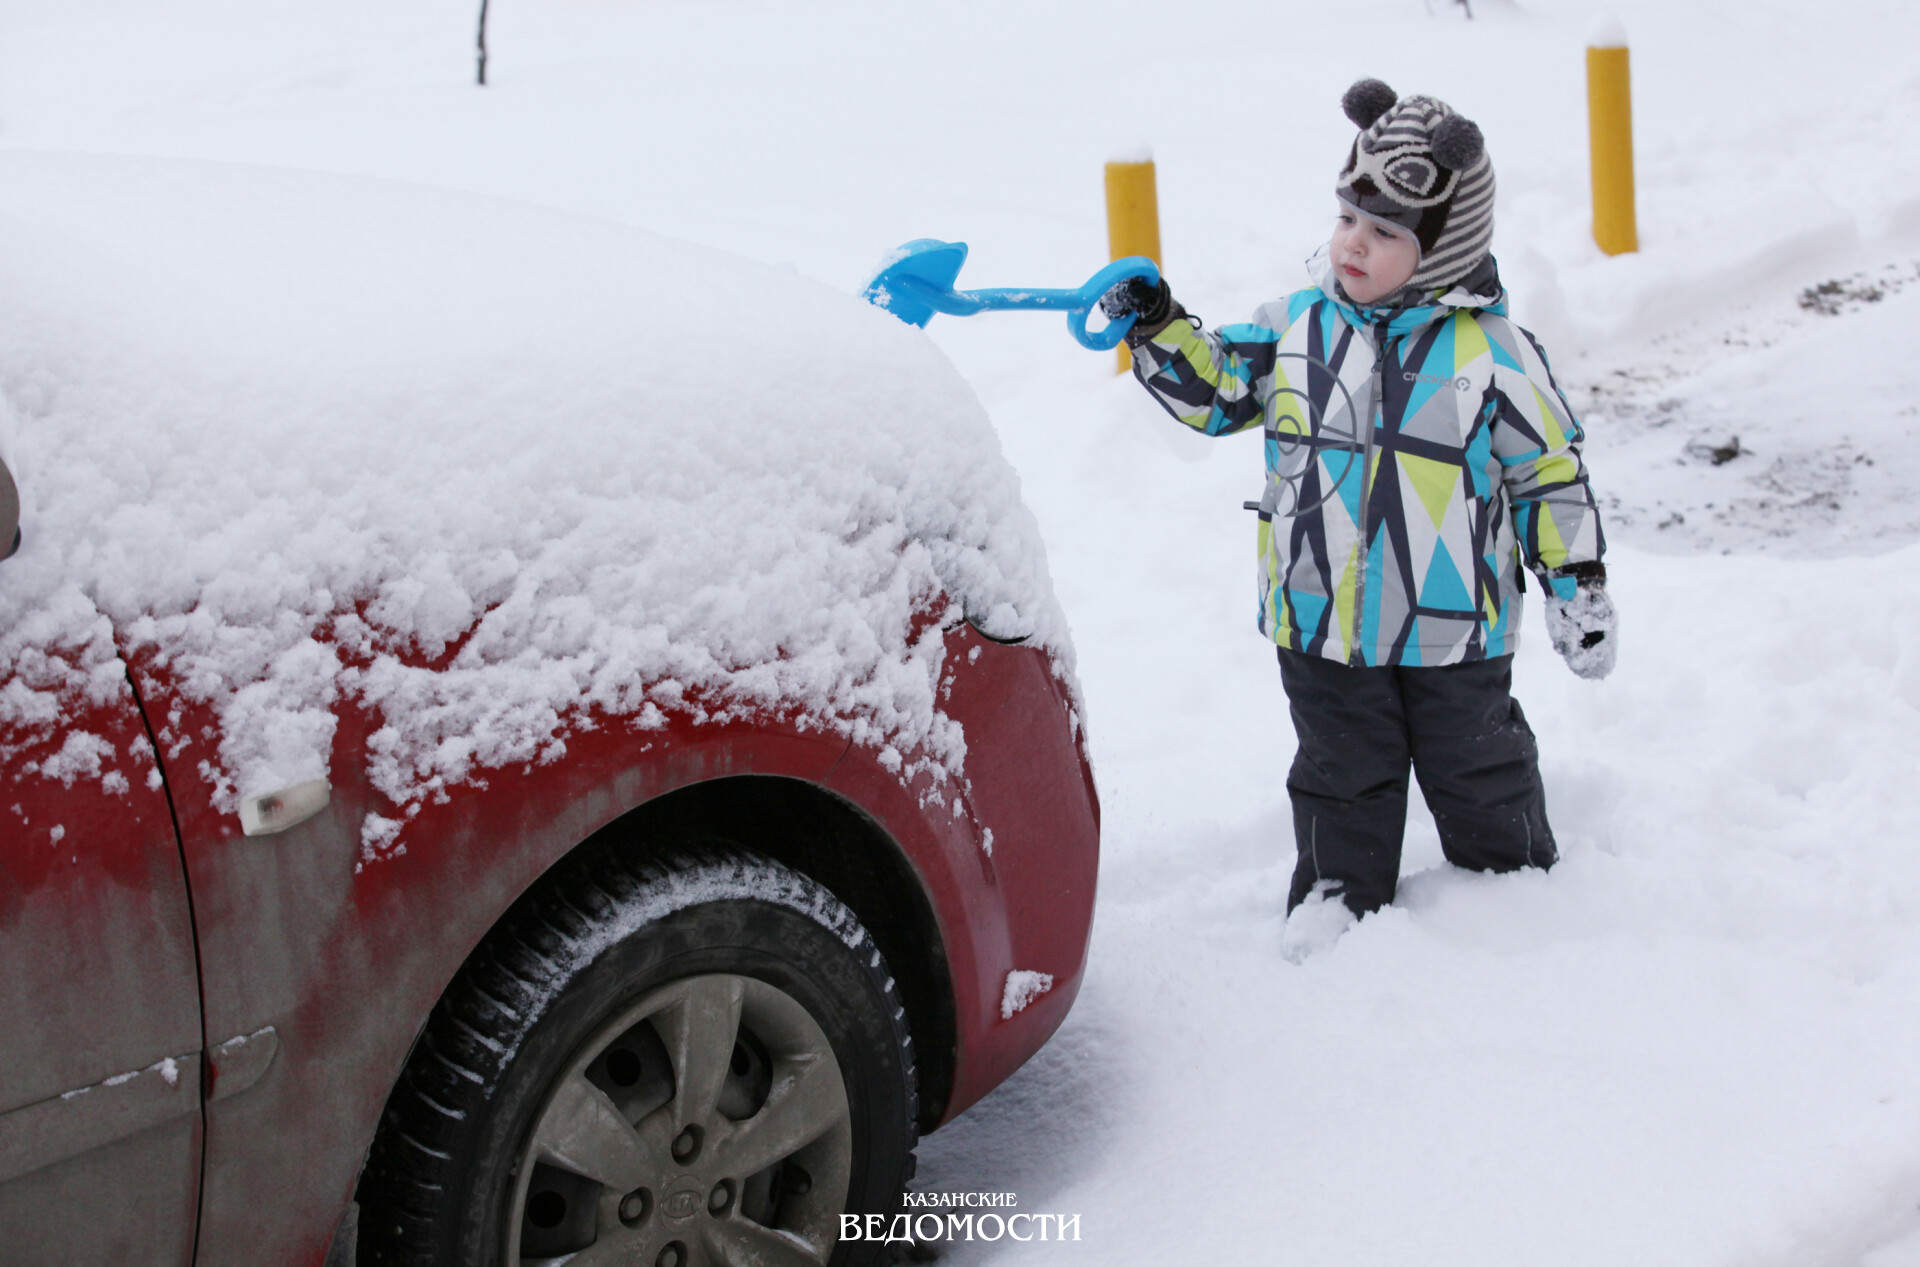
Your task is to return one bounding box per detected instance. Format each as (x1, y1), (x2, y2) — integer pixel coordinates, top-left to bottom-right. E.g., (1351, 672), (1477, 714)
(1342, 78), (1398, 130)
(1430, 115), (1484, 170)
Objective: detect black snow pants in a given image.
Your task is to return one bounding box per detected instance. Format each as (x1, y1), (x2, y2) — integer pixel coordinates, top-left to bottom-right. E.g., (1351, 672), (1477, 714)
(1279, 648), (1557, 916)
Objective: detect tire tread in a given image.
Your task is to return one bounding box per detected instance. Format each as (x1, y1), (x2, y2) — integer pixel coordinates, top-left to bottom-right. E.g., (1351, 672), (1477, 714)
(357, 844), (919, 1266)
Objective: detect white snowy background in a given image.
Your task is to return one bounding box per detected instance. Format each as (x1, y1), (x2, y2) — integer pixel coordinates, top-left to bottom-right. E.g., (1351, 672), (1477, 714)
(4, 0), (1920, 1262)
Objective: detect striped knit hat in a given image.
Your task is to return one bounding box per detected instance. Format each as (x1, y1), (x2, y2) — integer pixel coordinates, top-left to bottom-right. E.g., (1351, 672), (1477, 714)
(1335, 79), (1495, 293)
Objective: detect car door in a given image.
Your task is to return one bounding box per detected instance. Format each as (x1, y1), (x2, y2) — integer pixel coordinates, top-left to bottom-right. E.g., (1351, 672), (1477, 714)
(122, 663), (376, 1267)
(0, 577), (205, 1264)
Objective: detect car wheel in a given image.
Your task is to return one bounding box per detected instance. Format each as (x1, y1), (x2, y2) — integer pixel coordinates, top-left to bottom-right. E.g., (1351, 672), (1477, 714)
(357, 847), (919, 1267)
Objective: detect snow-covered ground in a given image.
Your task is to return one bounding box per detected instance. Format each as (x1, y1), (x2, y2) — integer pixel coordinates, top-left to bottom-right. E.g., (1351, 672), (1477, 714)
(5, 0), (1920, 1261)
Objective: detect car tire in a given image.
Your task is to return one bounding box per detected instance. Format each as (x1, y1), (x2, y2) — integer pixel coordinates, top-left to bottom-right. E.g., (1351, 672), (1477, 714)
(356, 846), (919, 1267)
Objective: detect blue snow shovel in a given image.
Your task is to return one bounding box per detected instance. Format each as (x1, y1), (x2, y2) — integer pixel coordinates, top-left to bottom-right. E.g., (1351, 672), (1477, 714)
(863, 239), (1161, 350)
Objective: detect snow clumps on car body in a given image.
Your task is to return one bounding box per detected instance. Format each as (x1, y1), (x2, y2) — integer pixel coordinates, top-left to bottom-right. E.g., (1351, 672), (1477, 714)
(0, 153), (1074, 818)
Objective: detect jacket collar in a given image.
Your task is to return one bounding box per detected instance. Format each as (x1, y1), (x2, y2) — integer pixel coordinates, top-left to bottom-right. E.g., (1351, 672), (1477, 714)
(1307, 246), (1506, 340)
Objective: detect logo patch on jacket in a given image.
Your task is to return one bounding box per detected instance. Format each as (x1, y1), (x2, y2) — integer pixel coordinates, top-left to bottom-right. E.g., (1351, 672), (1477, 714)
(1402, 370), (1473, 391)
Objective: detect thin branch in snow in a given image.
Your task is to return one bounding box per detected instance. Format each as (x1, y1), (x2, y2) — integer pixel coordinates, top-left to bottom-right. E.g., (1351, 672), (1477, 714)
(476, 0), (490, 86)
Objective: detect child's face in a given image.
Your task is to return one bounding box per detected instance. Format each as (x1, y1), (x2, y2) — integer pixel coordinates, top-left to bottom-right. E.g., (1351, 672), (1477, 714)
(1331, 204), (1420, 305)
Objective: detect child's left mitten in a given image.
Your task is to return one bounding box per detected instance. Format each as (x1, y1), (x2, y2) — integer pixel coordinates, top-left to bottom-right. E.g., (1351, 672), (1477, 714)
(1543, 562), (1616, 680)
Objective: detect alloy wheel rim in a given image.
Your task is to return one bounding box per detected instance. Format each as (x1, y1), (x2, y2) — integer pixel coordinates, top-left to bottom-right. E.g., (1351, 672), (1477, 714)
(505, 973), (853, 1266)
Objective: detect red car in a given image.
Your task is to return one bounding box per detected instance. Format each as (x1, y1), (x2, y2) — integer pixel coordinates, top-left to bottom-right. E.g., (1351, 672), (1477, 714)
(0, 155), (1098, 1266)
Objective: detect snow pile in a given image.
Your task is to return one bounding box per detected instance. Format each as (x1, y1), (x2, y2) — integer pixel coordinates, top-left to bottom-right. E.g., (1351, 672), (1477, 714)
(1571, 264), (1920, 559)
(0, 153), (1072, 811)
(999, 969), (1053, 1020)
(1277, 884), (1355, 964)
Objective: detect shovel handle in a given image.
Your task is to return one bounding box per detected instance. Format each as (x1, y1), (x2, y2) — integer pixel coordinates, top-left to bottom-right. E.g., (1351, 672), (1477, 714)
(1063, 257), (1162, 350)
(957, 256), (1161, 350)
(864, 241), (1160, 350)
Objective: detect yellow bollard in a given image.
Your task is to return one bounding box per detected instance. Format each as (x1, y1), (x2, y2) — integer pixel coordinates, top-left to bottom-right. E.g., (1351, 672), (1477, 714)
(1586, 27), (1638, 255)
(1105, 156), (1162, 373)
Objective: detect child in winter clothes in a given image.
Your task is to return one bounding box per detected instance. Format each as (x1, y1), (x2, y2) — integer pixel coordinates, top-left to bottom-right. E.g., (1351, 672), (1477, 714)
(1101, 79), (1615, 919)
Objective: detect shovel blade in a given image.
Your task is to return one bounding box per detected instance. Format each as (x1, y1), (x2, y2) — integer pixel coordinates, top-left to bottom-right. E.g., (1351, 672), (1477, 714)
(863, 239), (969, 327)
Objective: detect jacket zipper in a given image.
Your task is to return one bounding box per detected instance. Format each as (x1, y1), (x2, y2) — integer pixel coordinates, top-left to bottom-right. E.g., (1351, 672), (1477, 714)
(1348, 321), (1390, 666)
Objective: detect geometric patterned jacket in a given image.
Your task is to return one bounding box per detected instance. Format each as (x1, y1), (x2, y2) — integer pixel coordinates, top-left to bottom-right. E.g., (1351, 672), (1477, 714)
(1130, 251), (1604, 667)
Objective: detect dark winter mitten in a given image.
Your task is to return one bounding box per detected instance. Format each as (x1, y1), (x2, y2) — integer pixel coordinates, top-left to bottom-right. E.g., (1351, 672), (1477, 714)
(1543, 561), (1616, 680)
(1098, 275), (1182, 345)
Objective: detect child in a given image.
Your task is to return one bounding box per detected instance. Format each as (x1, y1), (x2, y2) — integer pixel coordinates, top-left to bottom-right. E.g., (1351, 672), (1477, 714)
(1102, 79), (1615, 922)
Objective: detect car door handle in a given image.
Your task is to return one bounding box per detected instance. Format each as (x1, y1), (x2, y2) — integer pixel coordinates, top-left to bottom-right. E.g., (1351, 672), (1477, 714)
(239, 779), (330, 836)
(208, 1026), (279, 1103)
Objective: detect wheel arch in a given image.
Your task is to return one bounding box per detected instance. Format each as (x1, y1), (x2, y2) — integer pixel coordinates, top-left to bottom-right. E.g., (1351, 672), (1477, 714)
(544, 774), (957, 1132)
(346, 763), (962, 1266)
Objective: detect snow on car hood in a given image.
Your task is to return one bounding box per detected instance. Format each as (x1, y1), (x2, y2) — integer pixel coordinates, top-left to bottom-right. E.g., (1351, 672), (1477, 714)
(0, 152), (1073, 828)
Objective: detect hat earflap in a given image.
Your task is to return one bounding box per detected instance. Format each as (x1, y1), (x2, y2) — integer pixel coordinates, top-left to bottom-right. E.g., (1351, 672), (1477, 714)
(1342, 79), (1398, 130)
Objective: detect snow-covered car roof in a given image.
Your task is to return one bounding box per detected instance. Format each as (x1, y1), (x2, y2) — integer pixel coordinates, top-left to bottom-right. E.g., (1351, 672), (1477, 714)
(0, 152), (1072, 816)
